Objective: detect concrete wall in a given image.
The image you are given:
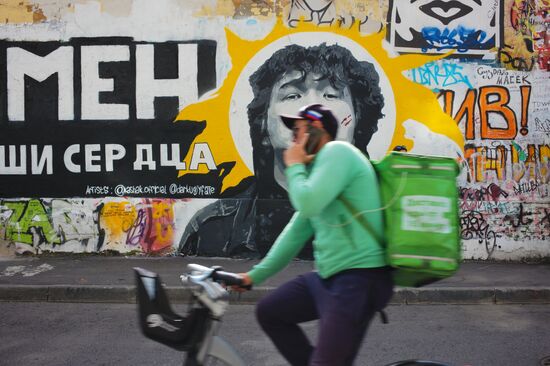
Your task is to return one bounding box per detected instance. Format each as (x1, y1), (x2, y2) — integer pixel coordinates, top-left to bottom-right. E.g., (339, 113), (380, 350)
(0, 0), (548, 260)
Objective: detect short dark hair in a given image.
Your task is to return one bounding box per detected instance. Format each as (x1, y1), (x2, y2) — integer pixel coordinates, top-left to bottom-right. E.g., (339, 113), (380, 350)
(247, 43), (385, 198)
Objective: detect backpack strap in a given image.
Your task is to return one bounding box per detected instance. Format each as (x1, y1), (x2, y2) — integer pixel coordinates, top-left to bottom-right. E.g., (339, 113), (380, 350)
(339, 196), (385, 247)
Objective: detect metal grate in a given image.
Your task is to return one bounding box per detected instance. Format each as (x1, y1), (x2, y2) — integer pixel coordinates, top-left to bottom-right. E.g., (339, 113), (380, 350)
(540, 356), (550, 366)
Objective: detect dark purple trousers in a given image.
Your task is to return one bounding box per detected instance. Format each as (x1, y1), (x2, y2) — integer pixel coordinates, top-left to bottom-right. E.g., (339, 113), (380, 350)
(256, 268), (394, 366)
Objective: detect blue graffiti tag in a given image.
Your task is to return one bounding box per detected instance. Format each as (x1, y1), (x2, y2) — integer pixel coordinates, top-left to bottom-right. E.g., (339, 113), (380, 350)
(410, 61), (473, 90)
(421, 26), (492, 53)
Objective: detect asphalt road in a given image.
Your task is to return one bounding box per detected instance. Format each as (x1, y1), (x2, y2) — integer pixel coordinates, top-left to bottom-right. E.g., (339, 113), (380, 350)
(1, 302), (549, 366)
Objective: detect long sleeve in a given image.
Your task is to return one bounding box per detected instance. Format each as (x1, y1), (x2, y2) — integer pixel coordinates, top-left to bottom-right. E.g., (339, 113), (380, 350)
(247, 211), (314, 285)
(285, 142), (354, 218)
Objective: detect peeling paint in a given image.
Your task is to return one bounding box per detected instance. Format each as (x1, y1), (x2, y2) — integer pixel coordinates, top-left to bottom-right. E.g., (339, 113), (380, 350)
(1, 0), (45, 24)
(97, 0), (133, 17)
(100, 202), (136, 240)
(194, 0), (287, 17)
(1, 0), (154, 24)
(194, 0), (386, 21)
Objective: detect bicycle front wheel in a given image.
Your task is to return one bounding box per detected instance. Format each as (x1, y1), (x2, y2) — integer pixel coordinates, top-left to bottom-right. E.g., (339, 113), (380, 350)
(184, 352), (235, 366)
(202, 355), (234, 365)
(204, 336), (246, 366)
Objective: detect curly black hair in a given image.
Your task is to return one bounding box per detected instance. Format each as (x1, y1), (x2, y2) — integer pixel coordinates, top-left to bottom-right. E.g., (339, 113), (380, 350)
(246, 43), (385, 199)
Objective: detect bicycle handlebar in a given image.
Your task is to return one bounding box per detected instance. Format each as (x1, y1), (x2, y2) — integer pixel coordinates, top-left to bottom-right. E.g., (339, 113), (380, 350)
(186, 264), (252, 290)
(211, 269), (247, 287)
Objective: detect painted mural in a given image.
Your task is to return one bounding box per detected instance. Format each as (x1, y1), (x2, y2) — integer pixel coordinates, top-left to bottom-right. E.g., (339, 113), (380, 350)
(0, 0), (548, 261)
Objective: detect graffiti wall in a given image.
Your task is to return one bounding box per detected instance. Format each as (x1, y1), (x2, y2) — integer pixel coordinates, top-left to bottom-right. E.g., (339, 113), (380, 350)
(0, 0), (548, 260)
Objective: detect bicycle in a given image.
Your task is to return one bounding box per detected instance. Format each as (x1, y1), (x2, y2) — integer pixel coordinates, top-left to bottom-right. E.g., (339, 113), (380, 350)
(134, 264), (452, 366)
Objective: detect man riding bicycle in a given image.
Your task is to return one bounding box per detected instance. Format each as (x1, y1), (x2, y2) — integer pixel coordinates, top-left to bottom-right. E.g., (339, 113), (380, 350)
(237, 104), (394, 365)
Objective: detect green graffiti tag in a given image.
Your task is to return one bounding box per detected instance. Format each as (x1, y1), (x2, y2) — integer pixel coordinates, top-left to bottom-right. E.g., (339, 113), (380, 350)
(512, 141), (527, 162)
(2, 200), (61, 245)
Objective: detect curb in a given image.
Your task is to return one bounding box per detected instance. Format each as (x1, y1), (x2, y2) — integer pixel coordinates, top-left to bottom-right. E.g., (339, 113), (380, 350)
(1, 285), (550, 304)
(392, 287), (550, 304)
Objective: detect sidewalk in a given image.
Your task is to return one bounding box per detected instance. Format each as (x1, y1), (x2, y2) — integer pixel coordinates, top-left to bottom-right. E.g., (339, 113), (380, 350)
(1, 255), (549, 304)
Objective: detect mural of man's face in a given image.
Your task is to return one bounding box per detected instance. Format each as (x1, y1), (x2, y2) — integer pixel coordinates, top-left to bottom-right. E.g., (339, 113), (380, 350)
(264, 69), (355, 188)
(266, 70), (355, 149)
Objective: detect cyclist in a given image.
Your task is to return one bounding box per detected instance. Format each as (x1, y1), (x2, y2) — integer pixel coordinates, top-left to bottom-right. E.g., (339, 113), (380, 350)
(236, 104), (394, 365)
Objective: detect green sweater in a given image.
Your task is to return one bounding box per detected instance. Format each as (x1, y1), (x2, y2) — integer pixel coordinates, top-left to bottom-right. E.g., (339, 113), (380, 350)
(248, 141), (386, 285)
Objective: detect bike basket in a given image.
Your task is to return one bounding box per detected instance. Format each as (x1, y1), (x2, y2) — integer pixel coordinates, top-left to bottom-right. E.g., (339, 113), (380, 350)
(134, 267), (209, 351)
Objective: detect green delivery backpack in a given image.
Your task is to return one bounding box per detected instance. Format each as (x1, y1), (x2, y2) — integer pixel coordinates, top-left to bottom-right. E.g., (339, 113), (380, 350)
(341, 152), (462, 287)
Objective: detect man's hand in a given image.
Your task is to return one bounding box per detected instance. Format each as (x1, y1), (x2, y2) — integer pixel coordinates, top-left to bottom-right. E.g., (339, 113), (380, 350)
(230, 273), (253, 293)
(284, 133), (315, 166)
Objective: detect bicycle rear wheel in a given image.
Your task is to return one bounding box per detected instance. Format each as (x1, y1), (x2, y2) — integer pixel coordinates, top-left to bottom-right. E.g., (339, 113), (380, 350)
(184, 336), (245, 366)
(184, 353), (234, 366)
(384, 360), (451, 366)
(204, 336), (246, 366)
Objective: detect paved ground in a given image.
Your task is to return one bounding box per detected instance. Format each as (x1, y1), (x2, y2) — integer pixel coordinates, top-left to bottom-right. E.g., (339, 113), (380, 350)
(0, 255), (549, 304)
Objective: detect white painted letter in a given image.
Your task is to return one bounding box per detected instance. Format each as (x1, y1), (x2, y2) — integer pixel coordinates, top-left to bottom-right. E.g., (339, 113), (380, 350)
(7, 47), (74, 122)
(135, 44), (198, 119)
(84, 144), (102, 172)
(0, 145), (27, 174)
(31, 145), (53, 175)
(81, 45), (130, 120)
(134, 144), (157, 170)
(64, 144), (81, 173)
(189, 143), (216, 170)
(160, 144), (186, 169)
(105, 144), (126, 172)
